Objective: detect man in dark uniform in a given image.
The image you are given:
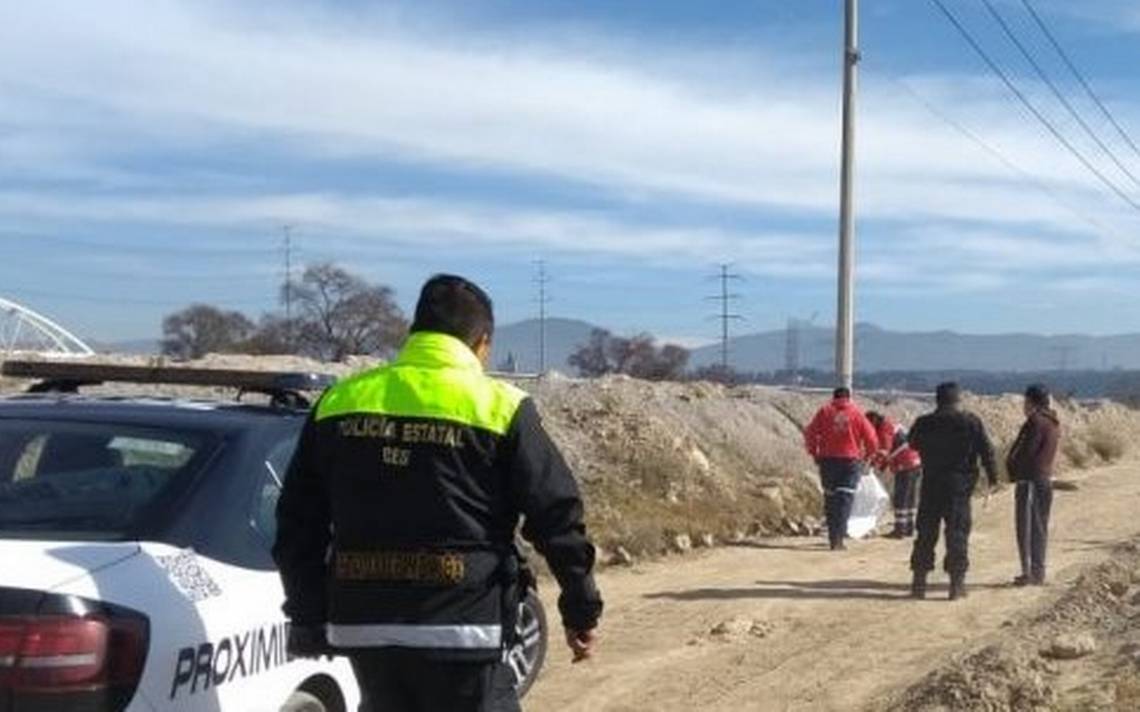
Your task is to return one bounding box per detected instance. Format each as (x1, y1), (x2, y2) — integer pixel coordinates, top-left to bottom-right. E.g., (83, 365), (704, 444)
(908, 382), (998, 601)
(273, 274), (603, 711)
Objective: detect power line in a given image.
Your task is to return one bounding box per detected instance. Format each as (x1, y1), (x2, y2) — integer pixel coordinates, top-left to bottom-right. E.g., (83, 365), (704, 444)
(927, 0), (1140, 215)
(533, 260), (551, 373)
(871, 66), (1125, 242)
(1018, 0), (1140, 166)
(706, 264), (744, 371)
(978, 0), (1140, 192)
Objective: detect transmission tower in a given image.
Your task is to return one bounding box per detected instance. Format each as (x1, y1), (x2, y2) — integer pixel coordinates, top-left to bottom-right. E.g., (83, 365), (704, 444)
(1051, 344), (1075, 372)
(281, 225), (295, 351)
(534, 260), (552, 373)
(785, 311), (819, 377)
(707, 264), (744, 370)
(785, 318), (801, 374)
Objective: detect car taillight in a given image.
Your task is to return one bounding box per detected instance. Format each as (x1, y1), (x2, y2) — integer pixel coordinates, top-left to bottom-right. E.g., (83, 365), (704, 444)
(0, 614), (146, 693)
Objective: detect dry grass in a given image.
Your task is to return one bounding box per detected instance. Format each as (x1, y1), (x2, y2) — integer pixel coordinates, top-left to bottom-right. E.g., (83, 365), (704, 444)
(1087, 425), (1128, 463)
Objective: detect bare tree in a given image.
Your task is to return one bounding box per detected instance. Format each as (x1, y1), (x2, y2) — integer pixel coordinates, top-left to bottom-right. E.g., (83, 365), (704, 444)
(161, 304), (255, 360)
(284, 263), (407, 361)
(569, 329), (689, 381)
(568, 329), (613, 377)
(241, 314), (296, 355)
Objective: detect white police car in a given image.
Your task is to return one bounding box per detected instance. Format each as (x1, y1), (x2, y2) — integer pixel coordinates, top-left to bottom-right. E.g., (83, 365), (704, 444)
(0, 361), (547, 711)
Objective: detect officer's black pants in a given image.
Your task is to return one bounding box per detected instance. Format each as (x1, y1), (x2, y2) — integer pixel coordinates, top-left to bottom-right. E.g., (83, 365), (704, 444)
(350, 650), (521, 712)
(910, 479), (973, 577)
(818, 458), (861, 547)
(1015, 478), (1053, 580)
(892, 468), (921, 536)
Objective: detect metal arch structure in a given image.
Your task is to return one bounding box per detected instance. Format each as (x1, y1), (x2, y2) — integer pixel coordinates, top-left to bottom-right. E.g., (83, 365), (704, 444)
(0, 297), (95, 357)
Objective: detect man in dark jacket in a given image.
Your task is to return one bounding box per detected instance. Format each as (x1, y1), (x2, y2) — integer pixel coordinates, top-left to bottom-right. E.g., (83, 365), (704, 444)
(1006, 384), (1061, 586)
(273, 274), (603, 712)
(908, 382), (999, 601)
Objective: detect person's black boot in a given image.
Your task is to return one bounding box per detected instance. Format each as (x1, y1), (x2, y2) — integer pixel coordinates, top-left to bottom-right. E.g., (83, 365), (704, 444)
(949, 574), (968, 601)
(911, 572), (927, 600)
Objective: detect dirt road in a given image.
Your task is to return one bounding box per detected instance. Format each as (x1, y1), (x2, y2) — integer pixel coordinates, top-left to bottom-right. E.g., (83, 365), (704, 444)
(527, 461), (1140, 711)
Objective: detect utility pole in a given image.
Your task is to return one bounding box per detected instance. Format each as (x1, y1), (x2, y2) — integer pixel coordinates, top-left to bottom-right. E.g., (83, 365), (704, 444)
(281, 225), (295, 352)
(534, 260), (551, 373)
(707, 264), (744, 371)
(836, 0), (859, 389)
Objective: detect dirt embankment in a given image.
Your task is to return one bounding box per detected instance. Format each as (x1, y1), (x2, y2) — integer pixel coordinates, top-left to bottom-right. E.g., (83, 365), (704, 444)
(525, 376), (1138, 562)
(887, 540), (1140, 711)
(2, 353), (1138, 561)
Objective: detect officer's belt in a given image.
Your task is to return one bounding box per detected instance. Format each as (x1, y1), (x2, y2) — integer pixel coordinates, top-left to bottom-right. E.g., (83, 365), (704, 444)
(335, 550), (471, 586)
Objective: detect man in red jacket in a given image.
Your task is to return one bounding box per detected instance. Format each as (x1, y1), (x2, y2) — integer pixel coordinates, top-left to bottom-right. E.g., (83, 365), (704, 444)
(804, 387), (880, 550)
(867, 412), (923, 539)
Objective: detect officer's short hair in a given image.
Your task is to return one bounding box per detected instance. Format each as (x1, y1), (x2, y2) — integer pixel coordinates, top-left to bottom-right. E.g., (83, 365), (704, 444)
(935, 382), (961, 407)
(411, 274), (495, 347)
(1025, 383), (1051, 408)
(833, 387), (851, 400)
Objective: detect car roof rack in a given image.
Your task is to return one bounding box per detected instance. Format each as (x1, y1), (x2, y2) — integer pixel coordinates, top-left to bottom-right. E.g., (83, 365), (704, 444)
(1, 360), (336, 409)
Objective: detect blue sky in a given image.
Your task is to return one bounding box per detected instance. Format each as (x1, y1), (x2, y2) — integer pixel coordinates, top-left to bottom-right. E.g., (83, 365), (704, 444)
(2, 0), (1140, 344)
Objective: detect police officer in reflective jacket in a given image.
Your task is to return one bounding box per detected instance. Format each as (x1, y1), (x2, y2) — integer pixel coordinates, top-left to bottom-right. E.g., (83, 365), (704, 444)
(274, 274), (603, 712)
(908, 382), (998, 602)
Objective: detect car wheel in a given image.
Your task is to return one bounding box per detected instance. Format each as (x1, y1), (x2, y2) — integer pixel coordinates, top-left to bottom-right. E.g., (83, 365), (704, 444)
(506, 590), (548, 698)
(281, 690), (327, 712)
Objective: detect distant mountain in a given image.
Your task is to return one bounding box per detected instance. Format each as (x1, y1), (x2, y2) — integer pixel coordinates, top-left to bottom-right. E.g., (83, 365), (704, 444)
(79, 322), (1140, 374)
(490, 318), (598, 373)
(691, 324), (1140, 372)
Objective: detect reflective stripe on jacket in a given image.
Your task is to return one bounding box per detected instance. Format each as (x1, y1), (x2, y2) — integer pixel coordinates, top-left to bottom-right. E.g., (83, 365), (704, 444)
(273, 331), (602, 659)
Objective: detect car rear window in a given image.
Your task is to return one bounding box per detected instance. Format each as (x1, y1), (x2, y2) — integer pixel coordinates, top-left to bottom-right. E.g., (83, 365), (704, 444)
(0, 419), (216, 539)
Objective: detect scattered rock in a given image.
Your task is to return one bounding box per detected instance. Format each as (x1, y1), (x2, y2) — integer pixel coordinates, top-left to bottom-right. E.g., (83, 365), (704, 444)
(697, 533), (717, 548)
(1052, 479), (1080, 492)
(757, 486), (785, 512)
(671, 534), (693, 554)
(1109, 579), (1131, 598)
(610, 547), (635, 567)
(1044, 633), (1098, 660)
(710, 616), (774, 640)
(710, 616), (753, 638)
(687, 446), (711, 475)
(783, 517), (802, 536)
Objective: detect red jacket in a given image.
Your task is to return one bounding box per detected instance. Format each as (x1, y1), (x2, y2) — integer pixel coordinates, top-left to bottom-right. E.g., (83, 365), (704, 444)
(874, 417), (922, 472)
(804, 398), (879, 461)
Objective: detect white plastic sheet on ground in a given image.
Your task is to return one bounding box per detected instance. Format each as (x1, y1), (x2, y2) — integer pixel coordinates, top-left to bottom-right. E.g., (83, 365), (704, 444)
(847, 471), (889, 539)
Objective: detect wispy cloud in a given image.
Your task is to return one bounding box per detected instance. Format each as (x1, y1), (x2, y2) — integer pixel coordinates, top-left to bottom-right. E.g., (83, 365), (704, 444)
(2, 1), (1137, 230)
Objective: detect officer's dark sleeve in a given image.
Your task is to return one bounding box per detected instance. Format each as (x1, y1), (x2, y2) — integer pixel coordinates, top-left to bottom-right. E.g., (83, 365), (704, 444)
(908, 417), (927, 454)
(505, 398), (603, 631)
(272, 412), (331, 625)
(971, 415), (999, 486)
